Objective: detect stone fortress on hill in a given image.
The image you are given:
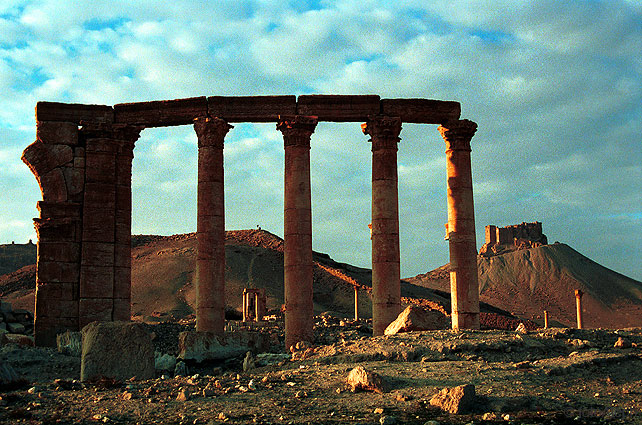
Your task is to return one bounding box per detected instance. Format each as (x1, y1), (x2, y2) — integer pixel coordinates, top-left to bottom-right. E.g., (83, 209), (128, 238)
(479, 221), (548, 257)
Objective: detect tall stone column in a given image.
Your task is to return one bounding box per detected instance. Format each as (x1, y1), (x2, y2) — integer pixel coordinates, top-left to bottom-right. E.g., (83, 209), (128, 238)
(439, 119), (480, 330)
(194, 117), (232, 335)
(362, 116), (402, 336)
(277, 116), (317, 349)
(113, 125), (143, 321)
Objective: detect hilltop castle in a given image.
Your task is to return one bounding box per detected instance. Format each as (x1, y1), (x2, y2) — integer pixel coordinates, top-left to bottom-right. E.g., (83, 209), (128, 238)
(479, 221), (548, 257)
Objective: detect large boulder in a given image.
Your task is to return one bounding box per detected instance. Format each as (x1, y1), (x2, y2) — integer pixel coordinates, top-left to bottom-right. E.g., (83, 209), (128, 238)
(384, 305), (448, 335)
(429, 384), (476, 414)
(81, 321), (154, 382)
(346, 366), (387, 393)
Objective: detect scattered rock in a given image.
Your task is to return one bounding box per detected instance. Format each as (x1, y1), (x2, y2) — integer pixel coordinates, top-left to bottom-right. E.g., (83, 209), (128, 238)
(346, 366), (386, 393)
(515, 323), (527, 334)
(176, 388), (189, 401)
(380, 415), (397, 425)
(384, 305), (447, 335)
(429, 384), (476, 414)
(154, 352), (177, 371)
(0, 363), (19, 386)
(4, 334), (34, 347)
(243, 351), (256, 372)
(81, 321), (155, 382)
(174, 361), (189, 377)
(614, 337), (632, 349)
(56, 331), (82, 356)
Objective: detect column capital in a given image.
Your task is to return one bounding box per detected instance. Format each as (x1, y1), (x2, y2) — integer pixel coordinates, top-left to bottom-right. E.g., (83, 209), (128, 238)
(362, 115), (402, 150)
(438, 119), (478, 152)
(277, 115), (318, 148)
(194, 116), (233, 148)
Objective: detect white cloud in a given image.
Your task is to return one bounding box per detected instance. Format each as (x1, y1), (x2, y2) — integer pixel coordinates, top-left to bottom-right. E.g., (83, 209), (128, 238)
(0, 0), (640, 281)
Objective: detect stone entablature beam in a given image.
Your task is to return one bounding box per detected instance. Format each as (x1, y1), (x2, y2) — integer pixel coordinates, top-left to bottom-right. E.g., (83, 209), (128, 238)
(278, 115), (318, 349)
(439, 119), (480, 331)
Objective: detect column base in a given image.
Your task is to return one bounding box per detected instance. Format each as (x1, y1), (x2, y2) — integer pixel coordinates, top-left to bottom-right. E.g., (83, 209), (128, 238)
(451, 311), (480, 331)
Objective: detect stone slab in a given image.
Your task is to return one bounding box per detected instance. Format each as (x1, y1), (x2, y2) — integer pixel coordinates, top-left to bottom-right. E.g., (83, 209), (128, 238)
(36, 102), (113, 124)
(208, 96), (296, 122)
(380, 99), (461, 123)
(296, 95), (380, 121)
(113, 97), (208, 127)
(81, 321), (154, 381)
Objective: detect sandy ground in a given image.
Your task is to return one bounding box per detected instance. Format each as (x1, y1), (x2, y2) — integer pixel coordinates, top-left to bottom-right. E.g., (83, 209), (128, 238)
(2, 318), (642, 425)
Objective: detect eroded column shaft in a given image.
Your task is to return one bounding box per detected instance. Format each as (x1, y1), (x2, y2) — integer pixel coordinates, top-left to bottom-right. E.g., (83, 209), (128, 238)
(194, 117), (232, 335)
(439, 120), (480, 330)
(278, 116), (318, 349)
(362, 116), (402, 336)
(575, 289), (583, 329)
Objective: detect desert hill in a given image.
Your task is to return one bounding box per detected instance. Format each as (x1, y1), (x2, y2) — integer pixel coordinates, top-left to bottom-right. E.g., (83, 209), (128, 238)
(408, 243), (642, 329)
(0, 241), (36, 276)
(1, 229), (523, 327)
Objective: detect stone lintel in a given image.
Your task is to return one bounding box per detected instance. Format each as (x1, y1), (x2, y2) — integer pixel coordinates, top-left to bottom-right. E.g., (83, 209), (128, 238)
(113, 96), (208, 127)
(36, 102), (113, 124)
(297, 95), (380, 121)
(380, 99), (461, 124)
(208, 96), (296, 122)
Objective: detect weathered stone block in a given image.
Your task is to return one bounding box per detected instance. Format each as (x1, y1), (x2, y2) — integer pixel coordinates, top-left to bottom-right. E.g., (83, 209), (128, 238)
(22, 142), (74, 176)
(380, 99), (460, 124)
(85, 152), (116, 183)
(297, 95), (380, 121)
(36, 102), (113, 124)
(38, 241), (80, 263)
(346, 366), (387, 393)
(34, 217), (80, 242)
(36, 201), (82, 220)
(40, 168), (68, 202)
(208, 96), (296, 122)
(178, 331), (248, 362)
(114, 97), (208, 127)
(81, 242), (115, 267)
(78, 299), (113, 328)
(37, 261), (80, 283)
(37, 299), (79, 318)
(81, 321), (154, 381)
(384, 305), (448, 335)
(82, 208), (115, 243)
(34, 316), (79, 347)
(84, 183), (116, 207)
(79, 266), (114, 298)
(62, 166), (84, 198)
(37, 121), (79, 145)
(113, 267), (131, 299)
(112, 298), (131, 322)
(429, 384), (476, 414)
(36, 281), (78, 301)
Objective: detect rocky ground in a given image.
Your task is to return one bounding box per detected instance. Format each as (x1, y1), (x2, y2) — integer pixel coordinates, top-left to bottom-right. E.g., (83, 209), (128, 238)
(2, 317), (642, 425)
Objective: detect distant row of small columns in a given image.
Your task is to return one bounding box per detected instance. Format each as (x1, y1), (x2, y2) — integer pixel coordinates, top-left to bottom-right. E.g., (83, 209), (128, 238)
(193, 115), (479, 349)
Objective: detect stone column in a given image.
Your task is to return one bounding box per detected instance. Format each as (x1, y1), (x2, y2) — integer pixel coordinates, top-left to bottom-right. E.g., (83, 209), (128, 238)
(194, 117), (232, 335)
(277, 116), (318, 349)
(354, 286), (359, 320)
(575, 289), (583, 329)
(362, 116), (402, 336)
(544, 310), (549, 329)
(113, 125), (143, 321)
(439, 119), (480, 330)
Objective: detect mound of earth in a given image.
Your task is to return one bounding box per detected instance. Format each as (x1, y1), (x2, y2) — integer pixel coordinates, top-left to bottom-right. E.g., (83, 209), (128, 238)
(409, 243), (642, 329)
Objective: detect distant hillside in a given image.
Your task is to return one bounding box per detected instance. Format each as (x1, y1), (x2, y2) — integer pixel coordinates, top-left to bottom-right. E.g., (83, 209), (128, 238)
(0, 229), (522, 328)
(0, 241), (36, 276)
(408, 243), (642, 329)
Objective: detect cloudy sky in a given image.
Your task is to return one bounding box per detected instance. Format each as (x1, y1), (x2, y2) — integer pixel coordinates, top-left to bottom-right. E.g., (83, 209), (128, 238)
(1, 0), (640, 281)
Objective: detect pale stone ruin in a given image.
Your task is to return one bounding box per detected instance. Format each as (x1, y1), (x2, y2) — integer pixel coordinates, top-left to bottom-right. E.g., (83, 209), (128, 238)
(21, 95), (480, 348)
(479, 221), (548, 257)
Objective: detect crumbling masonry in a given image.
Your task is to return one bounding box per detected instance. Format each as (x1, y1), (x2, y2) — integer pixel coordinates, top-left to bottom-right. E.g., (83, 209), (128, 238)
(22, 95), (479, 347)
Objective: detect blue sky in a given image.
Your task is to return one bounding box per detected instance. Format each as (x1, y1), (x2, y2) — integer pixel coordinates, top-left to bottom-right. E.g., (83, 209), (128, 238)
(1, 0), (641, 281)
